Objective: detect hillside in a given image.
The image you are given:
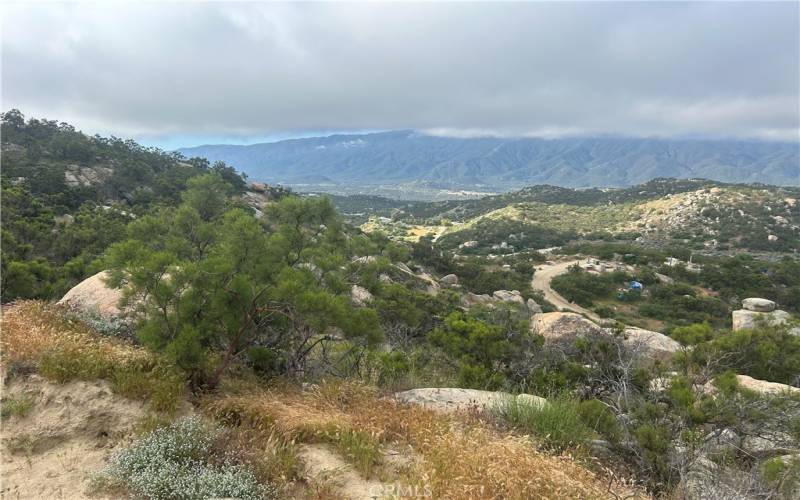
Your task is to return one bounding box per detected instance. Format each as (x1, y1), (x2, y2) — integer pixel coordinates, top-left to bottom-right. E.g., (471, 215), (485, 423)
(352, 179), (800, 254)
(0, 110), (286, 302)
(3, 112), (800, 500)
(178, 131), (800, 194)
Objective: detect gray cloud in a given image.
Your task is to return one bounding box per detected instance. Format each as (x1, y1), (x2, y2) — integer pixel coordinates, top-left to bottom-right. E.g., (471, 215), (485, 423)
(2, 1), (798, 144)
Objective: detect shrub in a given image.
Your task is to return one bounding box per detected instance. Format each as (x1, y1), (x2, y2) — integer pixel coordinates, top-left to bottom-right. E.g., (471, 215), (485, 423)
(495, 396), (591, 451)
(95, 416), (276, 500)
(577, 399), (621, 443)
(39, 347), (115, 382)
(0, 396), (34, 420)
(67, 309), (135, 341)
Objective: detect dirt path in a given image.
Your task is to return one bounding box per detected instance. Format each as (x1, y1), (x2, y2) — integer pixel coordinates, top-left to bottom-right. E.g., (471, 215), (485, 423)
(531, 260), (602, 323)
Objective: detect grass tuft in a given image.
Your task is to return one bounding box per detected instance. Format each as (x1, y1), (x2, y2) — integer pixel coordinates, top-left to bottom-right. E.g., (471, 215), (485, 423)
(495, 395), (591, 452)
(0, 396), (34, 420)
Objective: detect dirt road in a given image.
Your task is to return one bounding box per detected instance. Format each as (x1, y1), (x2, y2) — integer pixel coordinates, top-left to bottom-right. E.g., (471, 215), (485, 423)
(531, 260), (602, 322)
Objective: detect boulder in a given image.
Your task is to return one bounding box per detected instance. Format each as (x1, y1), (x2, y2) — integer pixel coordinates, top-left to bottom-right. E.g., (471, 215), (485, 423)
(741, 433), (798, 458)
(350, 285), (374, 306)
(58, 271), (125, 318)
(621, 327), (681, 360)
(734, 375), (800, 396)
(680, 456), (720, 500)
(742, 297), (776, 312)
(440, 274), (459, 286)
(526, 298), (543, 314)
(531, 312), (605, 341)
(732, 309), (792, 331)
(394, 388), (546, 414)
(462, 292), (495, 308)
(492, 290), (525, 305)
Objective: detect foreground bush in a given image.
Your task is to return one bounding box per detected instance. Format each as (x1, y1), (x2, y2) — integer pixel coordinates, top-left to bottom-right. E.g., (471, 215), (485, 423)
(95, 416), (276, 500)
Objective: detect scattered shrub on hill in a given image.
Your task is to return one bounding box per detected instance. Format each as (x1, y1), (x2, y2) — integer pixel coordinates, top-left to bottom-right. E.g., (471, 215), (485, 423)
(677, 324), (800, 386)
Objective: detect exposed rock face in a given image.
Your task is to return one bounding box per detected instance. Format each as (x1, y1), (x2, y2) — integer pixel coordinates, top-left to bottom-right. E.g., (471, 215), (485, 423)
(492, 290), (525, 305)
(680, 456), (720, 500)
(734, 375), (800, 396)
(440, 274), (459, 286)
(58, 271), (125, 318)
(742, 297), (776, 312)
(462, 292), (494, 308)
(526, 298), (543, 314)
(531, 312), (605, 341)
(394, 388), (546, 414)
(732, 309), (792, 331)
(621, 327), (681, 360)
(63, 165), (113, 187)
(350, 285), (374, 306)
(704, 427), (797, 460)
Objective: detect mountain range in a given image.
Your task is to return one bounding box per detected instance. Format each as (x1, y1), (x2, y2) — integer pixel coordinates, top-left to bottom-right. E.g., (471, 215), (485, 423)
(178, 131), (800, 192)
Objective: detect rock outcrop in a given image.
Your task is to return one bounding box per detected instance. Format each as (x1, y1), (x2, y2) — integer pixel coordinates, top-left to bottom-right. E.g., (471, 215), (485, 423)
(492, 290), (525, 305)
(58, 271), (125, 318)
(440, 274), (459, 286)
(731, 297), (795, 331)
(63, 165), (113, 187)
(742, 297), (776, 312)
(350, 285), (374, 306)
(531, 312), (605, 341)
(702, 374), (799, 397)
(394, 388), (546, 414)
(734, 375), (800, 396)
(732, 308), (791, 331)
(526, 298), (543, 314)
(620, 327), (681, 360)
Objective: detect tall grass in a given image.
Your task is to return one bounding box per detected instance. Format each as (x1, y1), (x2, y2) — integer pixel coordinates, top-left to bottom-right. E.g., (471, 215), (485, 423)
(207, 381), (640, 499)
(495, 395), (591, 452)
(2, 301), (185, 414)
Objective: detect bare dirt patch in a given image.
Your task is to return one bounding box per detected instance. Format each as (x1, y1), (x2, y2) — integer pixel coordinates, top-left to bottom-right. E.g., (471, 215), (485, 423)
(1, 375), (147, 499)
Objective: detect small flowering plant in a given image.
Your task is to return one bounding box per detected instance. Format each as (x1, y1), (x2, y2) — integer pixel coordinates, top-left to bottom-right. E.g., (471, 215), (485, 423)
(94, 416), (276, 499)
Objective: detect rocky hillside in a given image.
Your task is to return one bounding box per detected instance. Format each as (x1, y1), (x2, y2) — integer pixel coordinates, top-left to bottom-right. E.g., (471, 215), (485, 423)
(359, 179), (800, 253)
(0, 110), (287, 302)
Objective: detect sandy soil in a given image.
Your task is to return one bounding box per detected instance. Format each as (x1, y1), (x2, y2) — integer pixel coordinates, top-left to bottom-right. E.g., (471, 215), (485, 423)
(299, 444), (392, 499)
(1, 375), (146, 499)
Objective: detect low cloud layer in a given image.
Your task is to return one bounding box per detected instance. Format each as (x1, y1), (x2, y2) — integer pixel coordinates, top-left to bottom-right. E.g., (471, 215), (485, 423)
(2, 2), (798, 145)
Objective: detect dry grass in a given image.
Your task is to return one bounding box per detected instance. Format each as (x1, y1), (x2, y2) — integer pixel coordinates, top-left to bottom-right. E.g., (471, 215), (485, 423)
(207, 380), (646, 499)
(1, 301), (150, 367)
(1, 301), (185, 413)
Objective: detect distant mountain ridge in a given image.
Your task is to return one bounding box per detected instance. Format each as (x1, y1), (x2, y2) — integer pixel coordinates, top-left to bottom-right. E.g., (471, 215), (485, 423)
(178, 131), (800, 189)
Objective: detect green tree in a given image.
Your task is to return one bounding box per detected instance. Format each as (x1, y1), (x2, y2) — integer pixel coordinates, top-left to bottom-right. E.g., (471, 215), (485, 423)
(106, 174), (381, 388)
(428, 312), (513, 389)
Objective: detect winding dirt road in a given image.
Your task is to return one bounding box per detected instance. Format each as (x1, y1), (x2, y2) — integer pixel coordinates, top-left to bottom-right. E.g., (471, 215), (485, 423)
(531, 260), (602, 322)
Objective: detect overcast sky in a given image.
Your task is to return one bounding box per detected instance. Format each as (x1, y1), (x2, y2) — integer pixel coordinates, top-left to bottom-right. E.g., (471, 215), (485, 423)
(2, 1), (799, 149)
